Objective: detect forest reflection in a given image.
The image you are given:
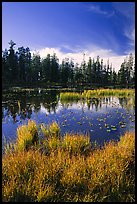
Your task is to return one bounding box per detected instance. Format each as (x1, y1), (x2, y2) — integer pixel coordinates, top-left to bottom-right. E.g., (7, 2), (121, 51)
(2, 90), (135, 123)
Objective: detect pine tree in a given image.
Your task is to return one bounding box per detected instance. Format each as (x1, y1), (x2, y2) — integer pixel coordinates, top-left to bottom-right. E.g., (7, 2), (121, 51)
(7, 40), (18, 83)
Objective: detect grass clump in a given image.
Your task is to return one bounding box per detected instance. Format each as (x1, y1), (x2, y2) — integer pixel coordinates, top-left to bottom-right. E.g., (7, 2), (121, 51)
(62, 133), (91, 156)
(60, 92), (81, 102)
(16, 120), (38, 151)
(41, 121), (60, 139)
(60, 89), (135, 103)
(2, 120), (135, 202)
(41, 123), (91, 156)
(82, 89), (135, 99)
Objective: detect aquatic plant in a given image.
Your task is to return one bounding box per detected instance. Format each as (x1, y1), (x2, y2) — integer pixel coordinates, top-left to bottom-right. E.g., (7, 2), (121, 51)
(16, 120), (38, 151)
(60, 92), (81, 102)
(82, 89), (135, 99)
(62, 133), (91, 156)
(41, 121), (60, 139)
(2, 123), (135, 202)
(60, 89), (134, 104)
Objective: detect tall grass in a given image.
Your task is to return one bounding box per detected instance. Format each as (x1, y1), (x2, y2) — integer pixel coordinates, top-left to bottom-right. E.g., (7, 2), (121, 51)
(41, 121), (60, 139)
(60, 92), (81, 102)
(60, 89), (135, 102)
(82, 88), (135, 99)
(2, 120), (135, 202)
(42, 133), (91, 156)
(16, 120), (38, 151)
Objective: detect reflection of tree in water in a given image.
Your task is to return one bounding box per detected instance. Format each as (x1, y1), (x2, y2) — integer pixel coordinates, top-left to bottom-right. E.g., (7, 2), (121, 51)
(86, 98), (102, 111)
(118, 97), (135, 110)
(2, 90), (59, 121)
(86, 97), (114, 111)
(119, 97), (128, 109)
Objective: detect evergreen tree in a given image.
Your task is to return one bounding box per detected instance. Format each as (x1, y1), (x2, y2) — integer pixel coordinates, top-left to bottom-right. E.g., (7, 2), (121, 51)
(112, 68), (117, 85)
(2, 40), (135, 88)
(87, 57), (92, 84)
(118, 60), (127, 85)
(81, 53), (87, 83)
(96, 56), (101, 84)
(7, 40), (18, 83)
(126, 53), (134, 84)
(25, 47), (32, 83)
(2, 49), (9, 84)
(18, 46), (26, 83)
(50, 53), (59, 82)
(41, 54), (51, 82)
(92, 58), (96, 84)
(31, 53), (41, 82)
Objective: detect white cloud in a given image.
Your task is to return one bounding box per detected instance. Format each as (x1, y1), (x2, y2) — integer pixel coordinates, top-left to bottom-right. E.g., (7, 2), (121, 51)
(31, 45), (131, 73)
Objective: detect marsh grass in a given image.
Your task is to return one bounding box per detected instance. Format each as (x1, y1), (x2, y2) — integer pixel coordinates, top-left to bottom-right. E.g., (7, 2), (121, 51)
(41, 121), (60, 139)
(82, 89), (135, 99)
(60, 89), (134, 102)
(60, 92), (81, 102)
(2, 120), (135, 202)
(16, 120), (38, 151)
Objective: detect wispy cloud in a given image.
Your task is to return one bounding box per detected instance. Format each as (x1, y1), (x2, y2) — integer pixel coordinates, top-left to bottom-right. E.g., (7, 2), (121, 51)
(88, 5), (108, 15)
(112, 2), (135, 18)
(124, 28), (135, 47)
(112, 2), (135, 53)
(88, 4), (115, 17)
(31, 44), (130, 73)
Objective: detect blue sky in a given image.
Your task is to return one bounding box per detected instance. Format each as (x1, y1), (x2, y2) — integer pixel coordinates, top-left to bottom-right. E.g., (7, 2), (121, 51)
(2, 2), (135, 71)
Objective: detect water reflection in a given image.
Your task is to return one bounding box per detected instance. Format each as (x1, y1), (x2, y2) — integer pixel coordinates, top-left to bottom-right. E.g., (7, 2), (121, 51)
(2, 89), (135, 147)
(2, 90), (59, 123)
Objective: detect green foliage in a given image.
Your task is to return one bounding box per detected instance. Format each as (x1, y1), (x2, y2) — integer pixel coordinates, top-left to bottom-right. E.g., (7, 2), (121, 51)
(2, 41), (135, 88)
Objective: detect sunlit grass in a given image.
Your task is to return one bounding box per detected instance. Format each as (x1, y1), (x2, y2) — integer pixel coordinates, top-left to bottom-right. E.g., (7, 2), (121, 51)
(82, 89), (135, 99)
(41, 121), (60, 139)
(16, 120), (38, 151)
(60, 89), (135, 104)
(2, 120), (135, 202)
(60, 92), (81, 102)
(62, 133), (91, 156)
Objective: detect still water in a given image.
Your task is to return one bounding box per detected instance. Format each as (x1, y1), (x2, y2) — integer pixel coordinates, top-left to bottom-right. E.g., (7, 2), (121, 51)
(2, 88), (135, 148)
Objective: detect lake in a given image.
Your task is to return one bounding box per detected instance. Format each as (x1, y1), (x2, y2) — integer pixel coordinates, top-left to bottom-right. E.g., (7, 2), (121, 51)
(2, 88), (135, 150)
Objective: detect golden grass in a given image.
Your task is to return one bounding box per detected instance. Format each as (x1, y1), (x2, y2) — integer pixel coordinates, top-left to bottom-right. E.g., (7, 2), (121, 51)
(82, 89), (135, 99)
(60, 89), (135, 102)
(42, 133), (91, 156)
(60, 92), (81, 102)
(41, 121), (60, 139)
(2, 120), (135, 202)
(16, 120), (38, 151)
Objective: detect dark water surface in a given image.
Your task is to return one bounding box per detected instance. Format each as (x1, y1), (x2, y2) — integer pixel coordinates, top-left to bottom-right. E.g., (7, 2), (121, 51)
(2, 88), (135, 148)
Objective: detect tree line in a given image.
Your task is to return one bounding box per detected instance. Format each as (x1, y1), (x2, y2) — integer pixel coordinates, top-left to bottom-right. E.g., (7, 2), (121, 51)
(2, 40), (135, 88)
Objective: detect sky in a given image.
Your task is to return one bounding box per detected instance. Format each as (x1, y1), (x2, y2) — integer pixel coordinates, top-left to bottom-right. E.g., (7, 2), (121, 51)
(2, 2), (135, 72)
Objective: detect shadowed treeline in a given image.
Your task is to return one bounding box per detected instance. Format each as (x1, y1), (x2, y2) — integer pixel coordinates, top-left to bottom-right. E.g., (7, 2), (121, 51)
(2, 41), (135, 88)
